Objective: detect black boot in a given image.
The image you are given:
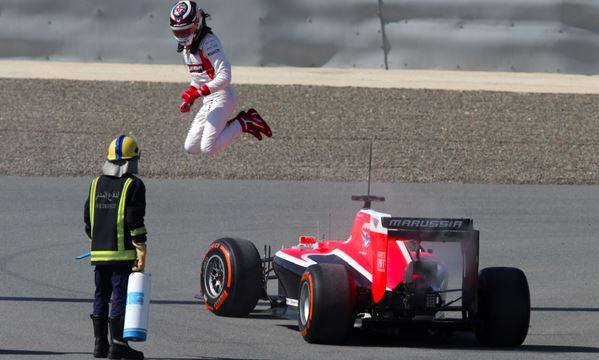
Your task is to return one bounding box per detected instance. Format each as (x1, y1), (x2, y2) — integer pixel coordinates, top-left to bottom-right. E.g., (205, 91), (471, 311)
(91, 314), (109, 358)
(108, 315), (144, 360)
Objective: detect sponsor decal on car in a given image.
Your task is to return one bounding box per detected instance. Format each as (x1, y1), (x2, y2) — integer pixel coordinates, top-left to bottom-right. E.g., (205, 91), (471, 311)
(376, 251), (386, 272)
(372, 218), (380, 228)
(361, 222), (370, 246)
(383, 217), (471, 230)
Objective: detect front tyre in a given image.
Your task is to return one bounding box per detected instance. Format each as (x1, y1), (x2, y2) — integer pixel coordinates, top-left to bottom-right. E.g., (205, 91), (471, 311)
(200, 238), (262, 317)
(475, 267), (530, 347)
(298, 263), (356, 344)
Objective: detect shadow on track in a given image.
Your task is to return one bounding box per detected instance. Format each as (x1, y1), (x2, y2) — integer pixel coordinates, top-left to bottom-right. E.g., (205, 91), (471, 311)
(146, 358), (265, 360)
(532, 307), (599, 312)
(519, 345), (599, 353)
(4, 297), (598, 314)
(0, 349), (89, 355)
(277, 324), (300, 331)
(273, 325), (599, 354)
(340, 330), (599, 353)
(144, 357), (263, 360)
(243, 313), (291, 320)
(0, 296), (199, 305)
(3, 296), (598, 354)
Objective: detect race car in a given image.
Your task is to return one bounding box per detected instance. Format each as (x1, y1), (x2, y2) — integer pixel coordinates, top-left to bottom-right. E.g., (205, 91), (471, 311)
(199, 195), (530, 347)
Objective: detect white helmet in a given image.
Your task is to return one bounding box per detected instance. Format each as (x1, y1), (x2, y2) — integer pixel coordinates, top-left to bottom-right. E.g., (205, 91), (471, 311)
(170, 1), (201, 46)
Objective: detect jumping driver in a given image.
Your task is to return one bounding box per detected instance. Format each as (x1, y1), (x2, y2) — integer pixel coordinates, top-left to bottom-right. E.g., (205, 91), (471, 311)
(169, 0), (272, 156)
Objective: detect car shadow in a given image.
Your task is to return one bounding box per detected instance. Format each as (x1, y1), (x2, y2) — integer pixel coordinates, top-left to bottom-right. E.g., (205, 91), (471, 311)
(277, 324), (300, 332)
(244, 313), (292, 320)
(343, 329), (599, 353)
(272, 325), (599, 353)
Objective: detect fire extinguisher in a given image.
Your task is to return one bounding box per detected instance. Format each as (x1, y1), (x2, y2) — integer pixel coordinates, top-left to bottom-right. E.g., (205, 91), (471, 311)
(123, 272), (151, 342)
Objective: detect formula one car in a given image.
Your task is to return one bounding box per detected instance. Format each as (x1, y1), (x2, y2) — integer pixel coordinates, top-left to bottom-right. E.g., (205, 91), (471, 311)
(200, 195), (530, 347)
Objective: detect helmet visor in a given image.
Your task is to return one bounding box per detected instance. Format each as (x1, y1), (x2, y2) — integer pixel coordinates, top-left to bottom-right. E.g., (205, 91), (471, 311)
(171, 23), (198, 44)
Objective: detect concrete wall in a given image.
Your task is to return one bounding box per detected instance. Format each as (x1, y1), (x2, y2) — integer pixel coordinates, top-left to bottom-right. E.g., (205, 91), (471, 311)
(0, 0), (598, 73)
(383, 0), (599, 73)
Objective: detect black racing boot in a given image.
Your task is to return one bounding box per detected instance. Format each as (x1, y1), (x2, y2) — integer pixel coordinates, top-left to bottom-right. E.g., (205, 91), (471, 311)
(108, 315), (144, 360)
(91, 314), (109, 358)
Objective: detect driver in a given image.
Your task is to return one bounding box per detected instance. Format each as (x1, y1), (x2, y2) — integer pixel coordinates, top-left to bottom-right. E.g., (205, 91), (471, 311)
(170, 0), (272, 155)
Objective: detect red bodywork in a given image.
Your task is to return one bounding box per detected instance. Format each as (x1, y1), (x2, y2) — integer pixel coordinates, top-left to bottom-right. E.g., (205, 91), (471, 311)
(274, 209), (442, 304)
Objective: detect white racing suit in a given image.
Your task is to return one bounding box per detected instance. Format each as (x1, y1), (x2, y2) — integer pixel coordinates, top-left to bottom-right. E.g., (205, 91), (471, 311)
(182, 33), (241, 155)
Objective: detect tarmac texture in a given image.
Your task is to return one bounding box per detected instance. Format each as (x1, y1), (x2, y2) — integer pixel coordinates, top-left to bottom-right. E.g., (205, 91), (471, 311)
(1, 77), (599, 184)
(1, 64), (598, 359)
(1, 176), (598, 359)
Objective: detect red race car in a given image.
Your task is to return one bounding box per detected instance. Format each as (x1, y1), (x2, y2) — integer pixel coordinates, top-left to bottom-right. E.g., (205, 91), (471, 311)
(200, 195), (530, 347)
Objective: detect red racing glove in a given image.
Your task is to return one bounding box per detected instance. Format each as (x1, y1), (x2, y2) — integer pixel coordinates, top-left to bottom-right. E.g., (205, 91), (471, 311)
(178, 86), (201, 113)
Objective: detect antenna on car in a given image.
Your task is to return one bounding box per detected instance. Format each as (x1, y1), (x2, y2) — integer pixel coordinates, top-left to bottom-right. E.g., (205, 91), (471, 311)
(351, 138), (385, 209)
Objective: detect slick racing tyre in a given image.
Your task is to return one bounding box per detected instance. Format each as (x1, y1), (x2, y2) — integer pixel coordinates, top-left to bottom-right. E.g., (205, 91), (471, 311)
(298, 263), (356, 344)
(475, 267), (530, 347)
(200, 238), (262, 317)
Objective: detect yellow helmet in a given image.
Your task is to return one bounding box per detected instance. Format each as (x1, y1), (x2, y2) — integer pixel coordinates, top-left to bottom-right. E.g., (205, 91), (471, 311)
(107, 135), (140, 161)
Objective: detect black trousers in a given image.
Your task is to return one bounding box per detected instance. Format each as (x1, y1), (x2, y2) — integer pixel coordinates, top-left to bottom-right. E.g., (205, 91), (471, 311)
(93, 264), (132, 318)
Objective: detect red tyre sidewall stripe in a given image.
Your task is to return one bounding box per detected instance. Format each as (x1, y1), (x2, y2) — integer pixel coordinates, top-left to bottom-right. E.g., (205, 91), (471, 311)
(202, 242), (233, 311)
(200, 243), (219, 297)
(213, 290), (229, 311)
(300, 271), (314, 336)
(220, 246), (233, 288)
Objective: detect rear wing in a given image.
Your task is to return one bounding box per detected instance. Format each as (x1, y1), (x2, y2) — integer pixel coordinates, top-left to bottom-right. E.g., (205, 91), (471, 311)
(382, 217), (476, 244)
(374, 217), (480, 318)
(382, 217), (472, 231)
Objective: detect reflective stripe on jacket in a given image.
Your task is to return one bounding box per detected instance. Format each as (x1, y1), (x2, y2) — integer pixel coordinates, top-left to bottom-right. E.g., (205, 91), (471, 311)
(84, 175), (147, 265)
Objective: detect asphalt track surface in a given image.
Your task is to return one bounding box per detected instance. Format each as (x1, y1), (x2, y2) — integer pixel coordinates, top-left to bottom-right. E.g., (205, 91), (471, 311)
(1, 176), (599, 359)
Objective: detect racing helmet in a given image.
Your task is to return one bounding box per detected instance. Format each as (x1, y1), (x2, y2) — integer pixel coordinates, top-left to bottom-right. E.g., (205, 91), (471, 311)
(106, 135), (140, 161)
(170, 1), (202, 46)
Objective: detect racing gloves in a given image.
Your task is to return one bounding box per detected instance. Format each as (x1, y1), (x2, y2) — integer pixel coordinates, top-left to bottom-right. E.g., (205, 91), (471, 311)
(178, 86), (201, 113)
(131, 242), (147, 272)
(178, 85), (212, 113)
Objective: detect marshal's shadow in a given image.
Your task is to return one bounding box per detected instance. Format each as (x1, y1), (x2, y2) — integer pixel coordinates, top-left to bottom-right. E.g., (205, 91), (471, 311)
(0, 349), (89, 355)
(146, 357), (265, 360)
(0, 296), (199, 306)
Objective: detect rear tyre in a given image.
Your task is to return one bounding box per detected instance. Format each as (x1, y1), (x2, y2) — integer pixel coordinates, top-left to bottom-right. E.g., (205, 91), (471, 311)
(298, 263), (356, 344)
(475, 267), (530, 347)
(200, 238), (262, 317)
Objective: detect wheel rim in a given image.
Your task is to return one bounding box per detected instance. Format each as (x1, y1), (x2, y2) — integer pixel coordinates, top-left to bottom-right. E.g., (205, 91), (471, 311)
(299, 281), (311, 326)
(204, 254), (226, 298)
